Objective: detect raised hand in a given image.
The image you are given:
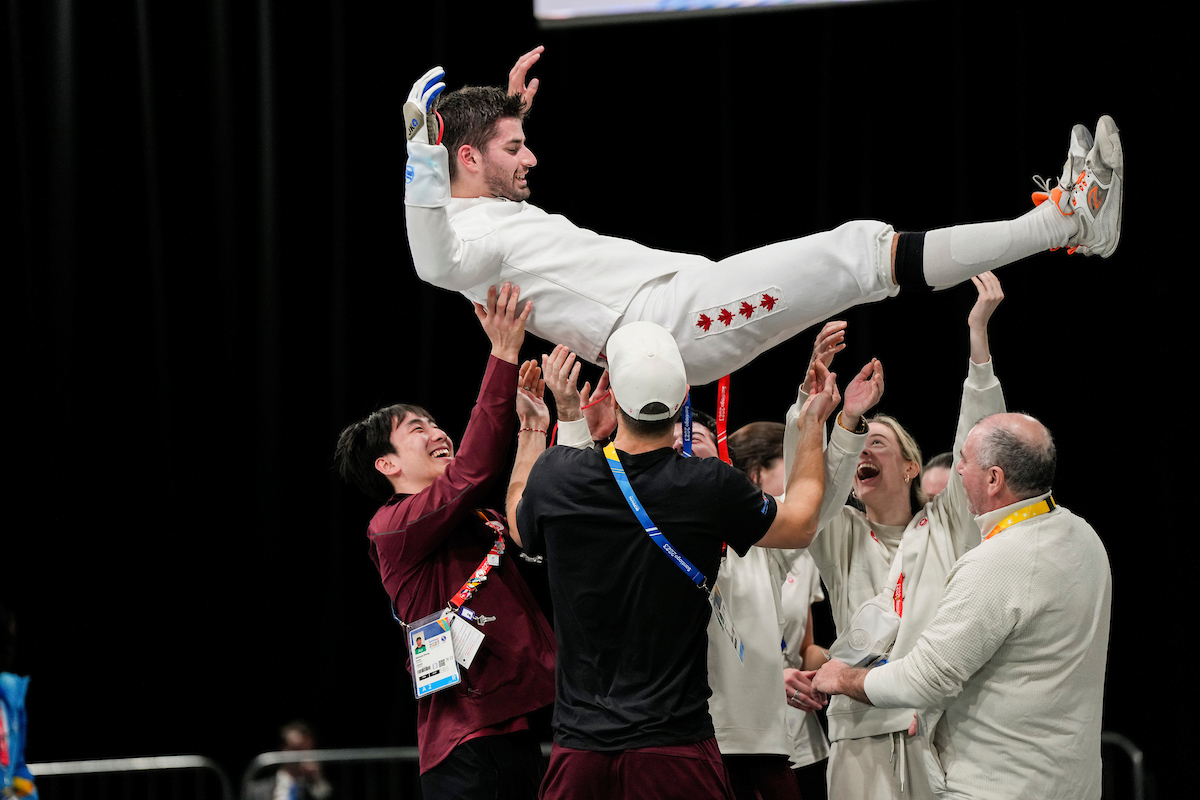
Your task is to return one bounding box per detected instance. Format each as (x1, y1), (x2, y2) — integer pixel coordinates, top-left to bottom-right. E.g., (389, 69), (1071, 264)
(842, 358), (884, 425)
(968, 271), (1004, 330)
(800, 361), (840, 426)
(516, 360), (550, 430)
(579, 370), (616, 441)
(404, 66), (446, 144)
(508, 46), (543, 110)
(967, 271), (1004, 364)
(541, 344), (583, 421)
(474, 282), (533, 365)
(802, 320), (847, 394)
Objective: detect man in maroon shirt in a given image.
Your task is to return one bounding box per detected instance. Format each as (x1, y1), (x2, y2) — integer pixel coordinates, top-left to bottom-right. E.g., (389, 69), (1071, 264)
(334, 282), (556, 800)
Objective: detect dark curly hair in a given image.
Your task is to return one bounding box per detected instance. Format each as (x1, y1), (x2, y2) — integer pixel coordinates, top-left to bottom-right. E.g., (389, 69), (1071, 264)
(435, 86), (527, 181)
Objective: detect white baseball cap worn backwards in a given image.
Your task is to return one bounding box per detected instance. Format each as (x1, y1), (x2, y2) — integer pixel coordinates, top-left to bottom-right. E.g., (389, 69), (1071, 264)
(605, 322), (688, 422)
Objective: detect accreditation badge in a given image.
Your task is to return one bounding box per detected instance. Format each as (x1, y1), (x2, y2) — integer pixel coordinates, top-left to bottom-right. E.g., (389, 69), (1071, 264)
(709, 581), (745, 663)
(408, 610), (461, 698)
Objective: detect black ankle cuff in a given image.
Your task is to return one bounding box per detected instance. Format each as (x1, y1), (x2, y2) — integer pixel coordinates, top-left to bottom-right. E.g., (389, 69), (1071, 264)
(894, 231), (930, 292)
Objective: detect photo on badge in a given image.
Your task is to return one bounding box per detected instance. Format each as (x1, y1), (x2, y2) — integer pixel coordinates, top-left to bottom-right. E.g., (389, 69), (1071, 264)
(408, 610), (462, 698)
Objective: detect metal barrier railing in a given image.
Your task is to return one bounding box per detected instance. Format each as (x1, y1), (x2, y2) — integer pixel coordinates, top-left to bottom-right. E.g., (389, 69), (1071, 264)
(241, 746), (421, 800)
(28, 733), (1145, 800)
(29, 754), (234, 799)
(1101, 730), (1146, 800)
(240, 742), (558, 799)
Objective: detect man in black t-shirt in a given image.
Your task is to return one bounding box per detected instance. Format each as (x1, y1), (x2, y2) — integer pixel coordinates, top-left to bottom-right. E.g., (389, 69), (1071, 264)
(511, 321), (840, 800)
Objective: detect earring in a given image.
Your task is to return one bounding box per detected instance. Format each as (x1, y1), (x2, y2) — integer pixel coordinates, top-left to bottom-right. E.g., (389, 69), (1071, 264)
(904, 474), (910, 484)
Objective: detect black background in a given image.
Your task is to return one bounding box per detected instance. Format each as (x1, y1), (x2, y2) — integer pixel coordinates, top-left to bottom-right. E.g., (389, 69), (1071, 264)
(5, 0), (1184, 796)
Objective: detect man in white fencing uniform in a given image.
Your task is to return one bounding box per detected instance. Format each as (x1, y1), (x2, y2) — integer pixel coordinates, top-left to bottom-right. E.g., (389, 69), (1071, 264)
(403, 48), (1124, 386)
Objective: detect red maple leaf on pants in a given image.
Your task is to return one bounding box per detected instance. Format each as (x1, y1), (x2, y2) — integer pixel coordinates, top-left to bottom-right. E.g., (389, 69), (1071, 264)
(760, 293), (778, 312)
(696, 313), (713, 332)
(717, 308), (734, 326)
(739, 301), (755, 319)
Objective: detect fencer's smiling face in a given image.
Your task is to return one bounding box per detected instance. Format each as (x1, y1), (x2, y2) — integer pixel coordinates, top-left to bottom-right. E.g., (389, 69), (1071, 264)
(854, 423), (915, 508)
(480, 117), (536, 201)
(389, 412), (454, 489)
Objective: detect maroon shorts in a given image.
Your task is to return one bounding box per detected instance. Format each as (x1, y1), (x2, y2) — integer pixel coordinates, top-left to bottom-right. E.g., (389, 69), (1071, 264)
(539, 737), (734, 800)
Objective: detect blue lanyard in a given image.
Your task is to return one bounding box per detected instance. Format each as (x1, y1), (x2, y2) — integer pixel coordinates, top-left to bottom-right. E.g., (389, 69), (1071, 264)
(681, 393), (692, 457)
(602, 442), (709, 592)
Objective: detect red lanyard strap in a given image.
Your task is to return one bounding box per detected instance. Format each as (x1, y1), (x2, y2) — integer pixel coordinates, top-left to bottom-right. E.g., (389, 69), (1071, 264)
(716, 375), (731, 465)
(447, 511), (506, 610)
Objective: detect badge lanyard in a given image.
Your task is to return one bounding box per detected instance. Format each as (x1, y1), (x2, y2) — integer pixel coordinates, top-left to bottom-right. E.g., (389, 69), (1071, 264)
(680, 376), (733, 466)
(602, 442), (747, 661)
(716, 375), (731, 464)
(603, 442), (708, 592)
(985, 496), (1057, 541)
(681, 396), (693, 457)
(446, 510), (507, 624)
(389, 510), (505, 629)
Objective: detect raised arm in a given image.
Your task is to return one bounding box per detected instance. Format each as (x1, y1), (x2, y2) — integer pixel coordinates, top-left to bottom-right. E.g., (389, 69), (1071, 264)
(935, 272), (1007, 555)
(541, 344), (596, 450)
(784, 320), (846, 479)
(404, 66), (505, 290)
(505, 360), (551, 548)
(784, 323), (877, 531)
(757, 362), (838, 549)
(371, 284), (530, 563)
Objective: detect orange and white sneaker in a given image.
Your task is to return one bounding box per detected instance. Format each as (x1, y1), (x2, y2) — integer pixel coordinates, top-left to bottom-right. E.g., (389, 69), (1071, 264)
(1068, 115), (1123, 258)
(1032, 123), (1093, 252)
(1033, 123), (1093, 207)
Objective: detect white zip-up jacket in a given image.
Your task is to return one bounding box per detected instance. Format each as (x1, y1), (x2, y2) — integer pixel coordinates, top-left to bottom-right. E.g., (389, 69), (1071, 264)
(786, 359), (1005, 742)
(865, 493), (1112, 799)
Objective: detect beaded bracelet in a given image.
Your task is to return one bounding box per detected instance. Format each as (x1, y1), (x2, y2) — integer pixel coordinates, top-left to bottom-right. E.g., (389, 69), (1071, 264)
(518, 427), (547, 437)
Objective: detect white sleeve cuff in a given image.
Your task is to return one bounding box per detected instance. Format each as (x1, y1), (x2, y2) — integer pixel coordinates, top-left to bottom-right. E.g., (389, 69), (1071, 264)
(555, 417), (595, 450)
(404, 141), (451, 208)
(864, 660), (921, 709)
(829, 415), (867, 455)
(965, 357), (997, 390)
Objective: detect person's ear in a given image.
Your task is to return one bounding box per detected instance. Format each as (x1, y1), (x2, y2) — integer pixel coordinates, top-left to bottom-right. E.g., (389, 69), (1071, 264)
(376, 453), (401, 478)
(986, 465), (1005, 497)
(457, 144), (482, 175)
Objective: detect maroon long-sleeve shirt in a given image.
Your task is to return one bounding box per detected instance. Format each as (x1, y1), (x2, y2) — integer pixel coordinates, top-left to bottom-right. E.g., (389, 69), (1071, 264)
(367, 356), (556, 773)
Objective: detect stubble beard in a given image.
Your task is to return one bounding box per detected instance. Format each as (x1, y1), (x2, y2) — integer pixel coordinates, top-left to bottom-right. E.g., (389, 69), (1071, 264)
(484, 163), (530, 201)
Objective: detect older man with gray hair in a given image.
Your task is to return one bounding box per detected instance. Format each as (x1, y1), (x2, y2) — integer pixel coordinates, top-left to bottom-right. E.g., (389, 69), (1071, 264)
(812, 412), (1112, 800)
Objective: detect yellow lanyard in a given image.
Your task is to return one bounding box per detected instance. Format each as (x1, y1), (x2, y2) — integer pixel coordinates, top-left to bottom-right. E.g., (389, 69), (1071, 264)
(985, 496), (1057, 541)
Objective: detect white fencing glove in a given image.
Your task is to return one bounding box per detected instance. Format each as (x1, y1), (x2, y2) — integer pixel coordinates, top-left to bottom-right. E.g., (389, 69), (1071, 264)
(404, 67), (446, 145)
